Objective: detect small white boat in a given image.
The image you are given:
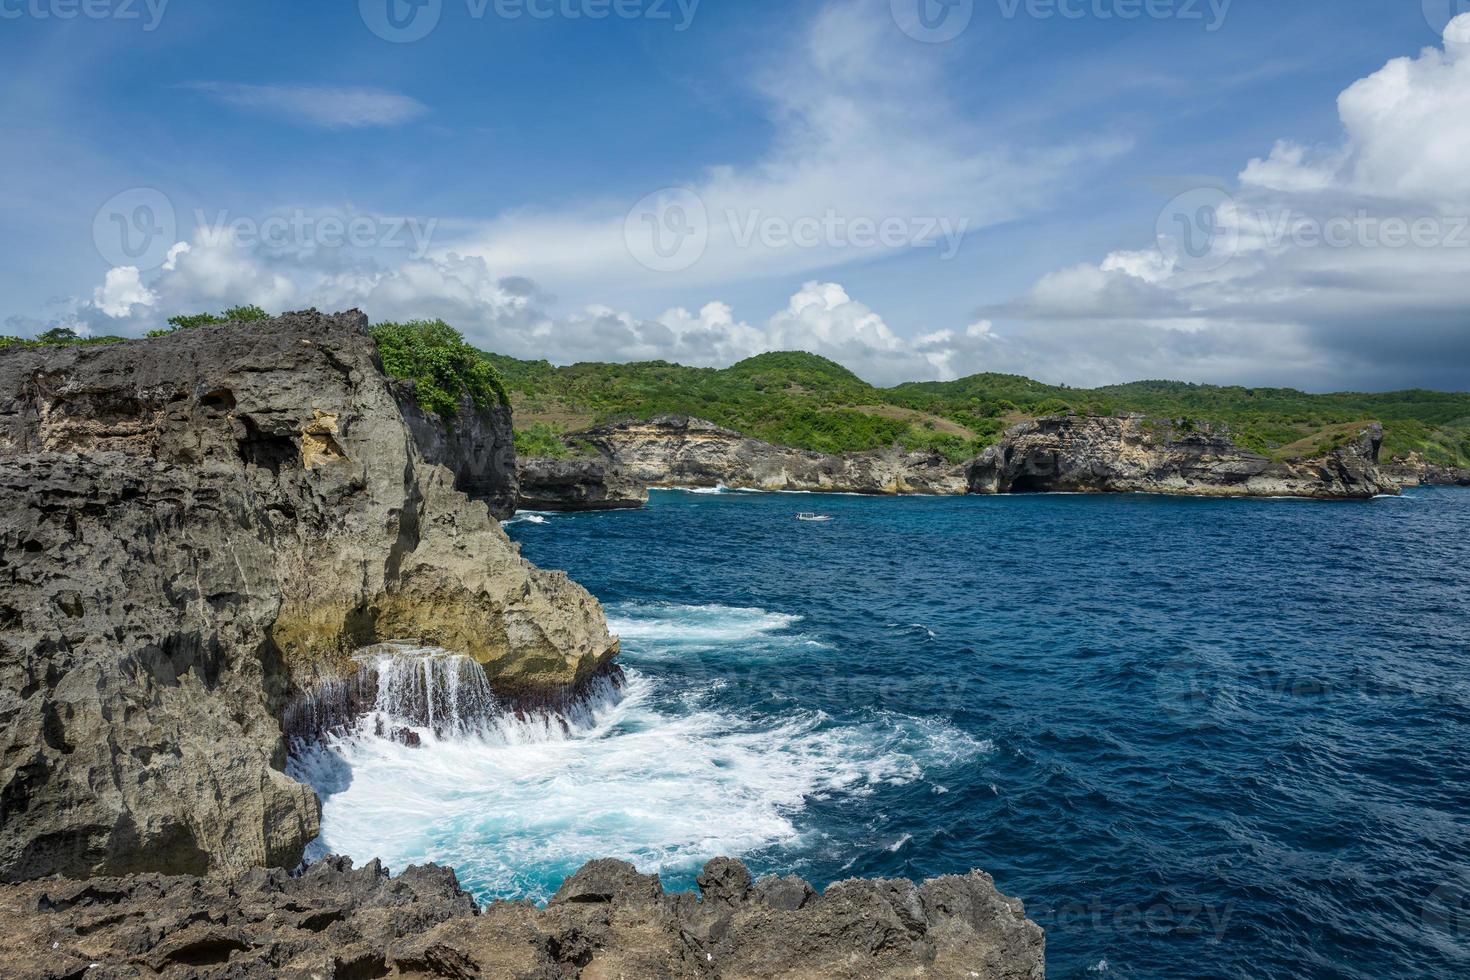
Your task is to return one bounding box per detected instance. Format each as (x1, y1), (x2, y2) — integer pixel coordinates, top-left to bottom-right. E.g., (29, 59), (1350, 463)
(796, 512), (834, 522)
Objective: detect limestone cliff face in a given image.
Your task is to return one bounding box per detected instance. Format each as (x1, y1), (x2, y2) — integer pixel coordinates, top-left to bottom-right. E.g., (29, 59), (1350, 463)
(518, 457), (650, 512)
(1380, 452), (1470, 488)
(578, 415), (971, 496)
(0, 311), (617, 882)
(393, 381), (519, 520)
(968, 415), (1397, 499)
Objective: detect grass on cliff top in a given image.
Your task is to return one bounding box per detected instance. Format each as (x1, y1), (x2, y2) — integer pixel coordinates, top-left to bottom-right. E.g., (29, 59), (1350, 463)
(372, 319), (510, 419)
(485, 350), (1470, 467)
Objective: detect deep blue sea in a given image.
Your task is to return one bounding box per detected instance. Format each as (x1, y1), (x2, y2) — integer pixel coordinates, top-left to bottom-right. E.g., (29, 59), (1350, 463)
(304, 487), (1470, 979)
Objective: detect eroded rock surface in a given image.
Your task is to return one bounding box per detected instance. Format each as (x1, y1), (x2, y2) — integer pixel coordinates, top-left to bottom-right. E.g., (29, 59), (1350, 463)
(968, 415), (1397, 499)
(0, 311), (616, 881)
(517, 457), (650, 512)
(577, 415), (971, 496)
(0, 856), (1045, 979)
(394, 380), (519, 520)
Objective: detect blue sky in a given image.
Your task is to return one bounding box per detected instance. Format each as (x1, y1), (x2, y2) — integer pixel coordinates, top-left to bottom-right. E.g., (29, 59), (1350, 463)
(3, 0), (1468, 389)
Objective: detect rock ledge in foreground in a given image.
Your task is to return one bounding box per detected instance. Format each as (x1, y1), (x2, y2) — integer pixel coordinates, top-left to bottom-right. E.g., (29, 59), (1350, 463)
(0, 855), (1044, 979)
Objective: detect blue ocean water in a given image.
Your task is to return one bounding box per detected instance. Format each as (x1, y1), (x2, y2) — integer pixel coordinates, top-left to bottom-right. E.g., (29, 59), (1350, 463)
(309, 488), (1470, 979)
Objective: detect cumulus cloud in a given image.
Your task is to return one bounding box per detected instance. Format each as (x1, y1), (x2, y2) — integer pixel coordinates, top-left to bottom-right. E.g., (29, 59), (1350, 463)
(92, 266), (155, 318)
(989, 16), (1470, 391)
(188, 83), (429, 129)
(67, 224), (1014, 385)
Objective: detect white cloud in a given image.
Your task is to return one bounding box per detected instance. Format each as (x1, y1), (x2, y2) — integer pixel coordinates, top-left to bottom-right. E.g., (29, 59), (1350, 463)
(1240, 16), (1470, 205)
(188, 83), (429, 129)
(92, 266), (155, 317)
(441, 0), (1122, 297)
(988, 19), (1470, 391)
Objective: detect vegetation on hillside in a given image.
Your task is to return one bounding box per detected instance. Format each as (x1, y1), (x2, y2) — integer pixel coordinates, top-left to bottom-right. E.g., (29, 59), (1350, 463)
(0, 326), (128, 351)
(372, 319), (509, 419)
(488, 350), (1470, 467)
(486, 349), (987, 462)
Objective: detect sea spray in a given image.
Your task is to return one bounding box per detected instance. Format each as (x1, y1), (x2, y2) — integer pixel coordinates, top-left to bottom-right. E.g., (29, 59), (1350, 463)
(283, 641), (628, 745)
(286, 602), (990, 904)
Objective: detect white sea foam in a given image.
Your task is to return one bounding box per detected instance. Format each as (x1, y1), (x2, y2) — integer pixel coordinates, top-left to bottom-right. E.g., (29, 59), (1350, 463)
(607, 601), (802, 646)
(290, 605), (989, 902)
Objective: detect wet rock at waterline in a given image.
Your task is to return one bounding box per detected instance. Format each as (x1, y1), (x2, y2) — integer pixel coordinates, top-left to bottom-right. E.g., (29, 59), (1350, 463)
(0, 855), (1045, 979)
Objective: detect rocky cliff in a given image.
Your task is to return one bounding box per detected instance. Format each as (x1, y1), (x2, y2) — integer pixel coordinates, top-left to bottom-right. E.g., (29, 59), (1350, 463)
(0, 311), (617, 882)
(577, 415), (971, 496)
(0, 855), (1044, 979)
(393, 381), (518, 520)
(1380, 452), (1470, 489)
(968, 415), (1398, 499)
(517, 457), (650, 512)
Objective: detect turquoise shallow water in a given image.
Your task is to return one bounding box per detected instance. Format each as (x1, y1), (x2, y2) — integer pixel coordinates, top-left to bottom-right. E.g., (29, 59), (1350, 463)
(310, 487), (1470, 979)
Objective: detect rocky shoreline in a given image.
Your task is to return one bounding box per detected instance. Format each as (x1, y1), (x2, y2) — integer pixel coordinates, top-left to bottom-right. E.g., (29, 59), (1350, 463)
(517, 411), (1402, 509)
(0, 855), (1044, 979)
(0, 311), (1045, 978)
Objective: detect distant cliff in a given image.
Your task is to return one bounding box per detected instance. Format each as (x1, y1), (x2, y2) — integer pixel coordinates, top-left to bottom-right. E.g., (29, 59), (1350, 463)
(524, 413), (1399, 506)
(0, 311), (616, 881)
(968, 415), (1397, 499)
(517, 456), (649, 512)
(573, 415), (971, 496)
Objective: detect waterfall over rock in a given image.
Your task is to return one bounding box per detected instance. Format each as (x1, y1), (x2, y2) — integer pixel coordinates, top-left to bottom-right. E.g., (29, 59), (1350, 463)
(284, 641), (627, 746)
(360, 643), (499, 738)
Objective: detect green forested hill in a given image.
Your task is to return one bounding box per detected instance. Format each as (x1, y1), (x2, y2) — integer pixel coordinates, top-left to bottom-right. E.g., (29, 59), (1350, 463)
(485, 349), (1470, 466)
(14, 314), (1464, 466)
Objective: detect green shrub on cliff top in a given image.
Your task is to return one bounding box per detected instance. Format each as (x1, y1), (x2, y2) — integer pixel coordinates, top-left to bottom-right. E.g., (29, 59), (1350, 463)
(146, 305), (272, 337)
(371, 319), (509, 419)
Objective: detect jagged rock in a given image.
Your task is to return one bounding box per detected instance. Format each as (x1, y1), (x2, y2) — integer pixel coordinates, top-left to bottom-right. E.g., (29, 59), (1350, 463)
(0, 856), (1045, 979)
(0, 311), (617, 881)
(517, 456), (650, 511)
(1381, 452), (1470, 488)
(393, 380), (519, 520)
(967, 415), (1398, 499)
(577, 415), (971, 495)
